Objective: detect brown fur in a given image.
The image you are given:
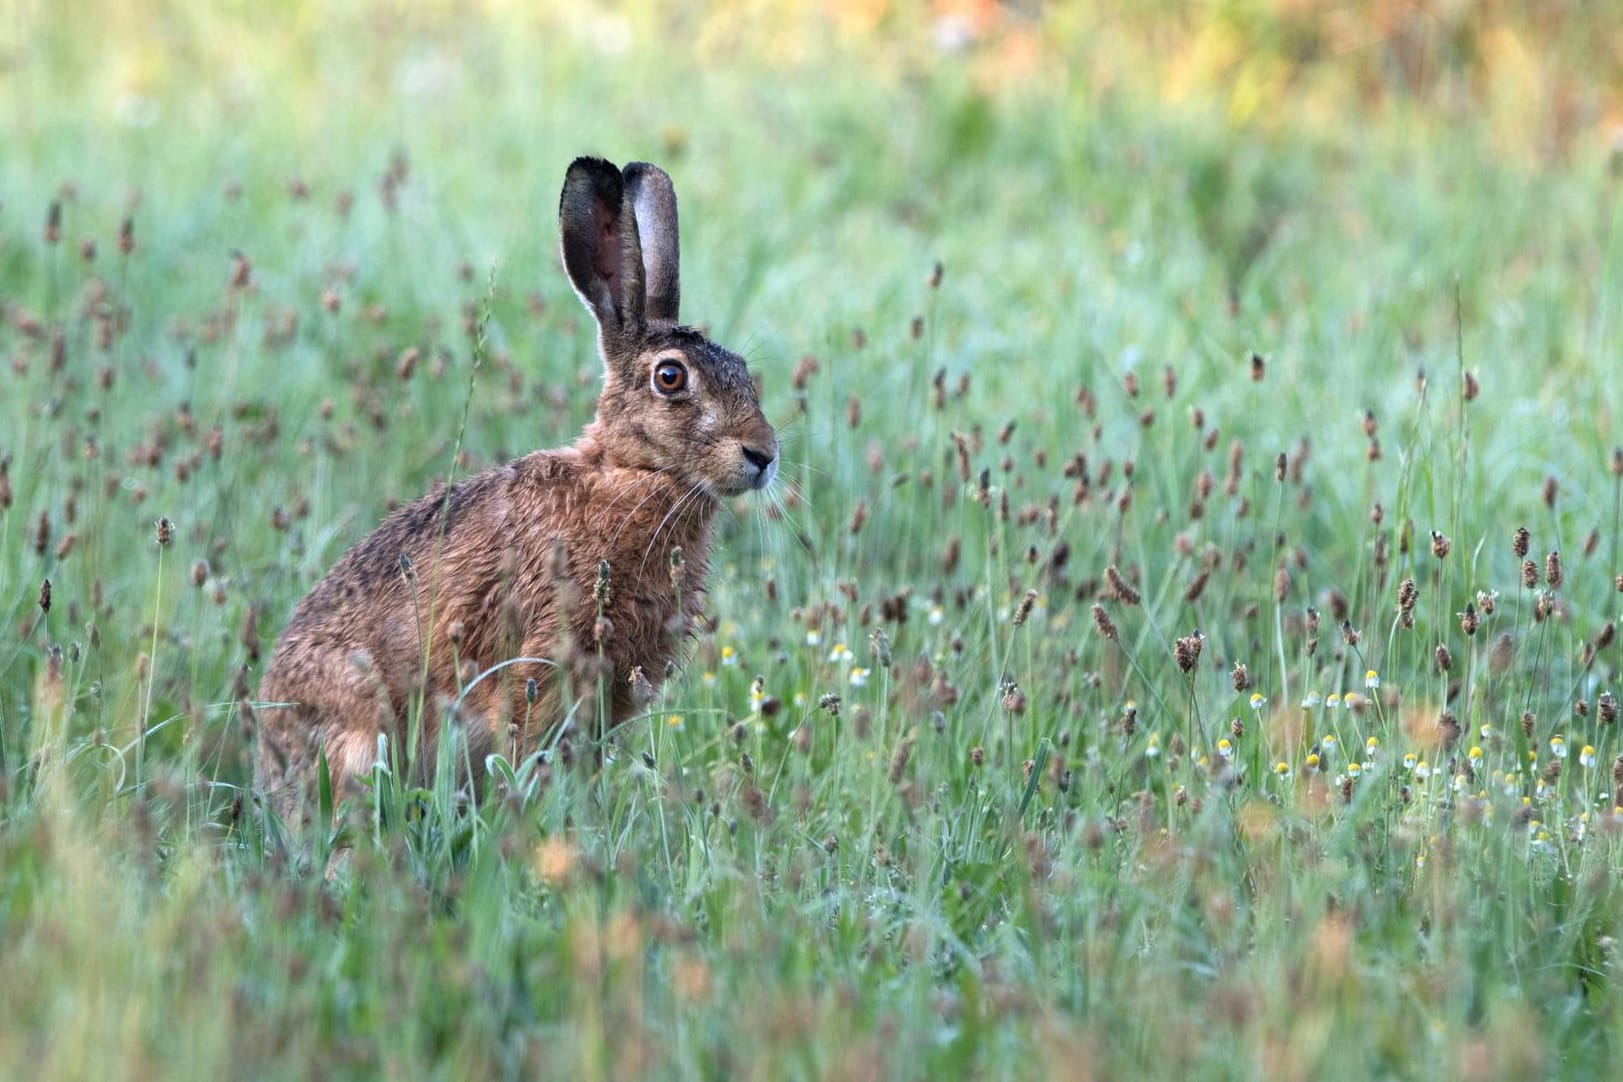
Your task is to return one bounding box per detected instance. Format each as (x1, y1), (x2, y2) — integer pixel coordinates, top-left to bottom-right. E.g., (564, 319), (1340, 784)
(256, 158), (777, 820)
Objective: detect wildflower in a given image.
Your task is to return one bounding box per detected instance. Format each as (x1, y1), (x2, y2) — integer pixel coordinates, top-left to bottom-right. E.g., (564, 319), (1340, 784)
(665, 714), (685, 732)
(1365, 736), (1380, 757)
(1249, 692), (1267, 711)
(702, 671), (718, 688)
(1305, 753), (1321, 772)
(1346, 761), (1362, 778)
(849, 667), (870, 688)
(1581, 745), (1597, 768)
(1327, 693), (1342, 709)
(1402, 752), (1417, 771)
(1217, 738), (1234, 760)
(1301, 692), (1323, 709)
(1320, 734), (1337, 754)
(1273, 761), (1291, 777)
(804, 630), (822, 647)
(721, 645), (739, 667)
(1551, 735), (1568, 759)
(1413, 760), (1431, 780)
(828, 643), (853, 663)
(928, 605), (945, 626)
(1467, 746), (1483, 764)
(1145, 734), (1161, 759)
(1480, 722), (1493, 739)
(1502, 772), (1519, 796)
(1364, 669), (1380, 690)
(749, 676), (765, 712)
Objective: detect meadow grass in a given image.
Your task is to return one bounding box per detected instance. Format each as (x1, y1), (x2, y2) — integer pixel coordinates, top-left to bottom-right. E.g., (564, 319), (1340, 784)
(3, 3), (1623, 1078)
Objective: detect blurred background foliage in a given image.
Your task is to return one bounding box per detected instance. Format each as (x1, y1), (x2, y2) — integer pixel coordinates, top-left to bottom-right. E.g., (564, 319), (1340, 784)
(8, 0), (1622, 158)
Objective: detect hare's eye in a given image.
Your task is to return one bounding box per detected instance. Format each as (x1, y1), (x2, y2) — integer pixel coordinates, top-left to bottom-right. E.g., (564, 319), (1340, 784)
(652, 360), (688, 396)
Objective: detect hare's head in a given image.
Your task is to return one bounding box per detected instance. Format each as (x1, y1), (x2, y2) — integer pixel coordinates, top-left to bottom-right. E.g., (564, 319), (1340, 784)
(560, 157), (778, 498)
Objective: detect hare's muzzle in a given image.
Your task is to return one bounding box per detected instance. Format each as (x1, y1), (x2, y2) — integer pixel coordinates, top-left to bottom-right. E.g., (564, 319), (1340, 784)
(741, 442), (778, 491)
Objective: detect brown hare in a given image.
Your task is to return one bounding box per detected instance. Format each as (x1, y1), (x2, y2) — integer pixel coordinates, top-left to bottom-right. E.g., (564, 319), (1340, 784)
(256, 157), (778, 821)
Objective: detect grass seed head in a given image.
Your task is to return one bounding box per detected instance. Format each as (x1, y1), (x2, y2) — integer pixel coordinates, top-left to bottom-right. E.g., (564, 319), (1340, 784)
(1103, 565), (1140, 605)
(887, 733), (914, 784)
(1012, 588), (1037, 627)
(1174, 630), (1204, 674)
(1091, 603), (1118, 641)
(1545, 550), (1563, 588)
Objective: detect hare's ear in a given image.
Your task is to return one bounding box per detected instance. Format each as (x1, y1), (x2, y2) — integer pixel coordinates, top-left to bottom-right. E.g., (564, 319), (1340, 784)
(559, 157), (646, 333)
(623, 163), (679, 323)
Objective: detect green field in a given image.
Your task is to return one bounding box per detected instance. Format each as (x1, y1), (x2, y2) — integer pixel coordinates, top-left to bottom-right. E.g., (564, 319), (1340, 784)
(4, 3), (1623, 1078)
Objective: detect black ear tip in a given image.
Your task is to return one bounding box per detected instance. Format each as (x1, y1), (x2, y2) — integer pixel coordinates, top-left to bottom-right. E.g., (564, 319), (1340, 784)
(569, 155), (618, 174)
(560, 157), (626, 216)
(623, 161), (667, 177)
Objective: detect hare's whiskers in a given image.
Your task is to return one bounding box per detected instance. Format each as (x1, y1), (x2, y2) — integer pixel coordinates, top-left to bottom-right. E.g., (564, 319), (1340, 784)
(605, 467), (679, 550)
(638, 482), (708, 579)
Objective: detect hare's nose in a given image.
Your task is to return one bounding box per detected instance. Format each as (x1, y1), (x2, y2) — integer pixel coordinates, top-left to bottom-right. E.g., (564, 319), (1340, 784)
(741, 443), (778, 489)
